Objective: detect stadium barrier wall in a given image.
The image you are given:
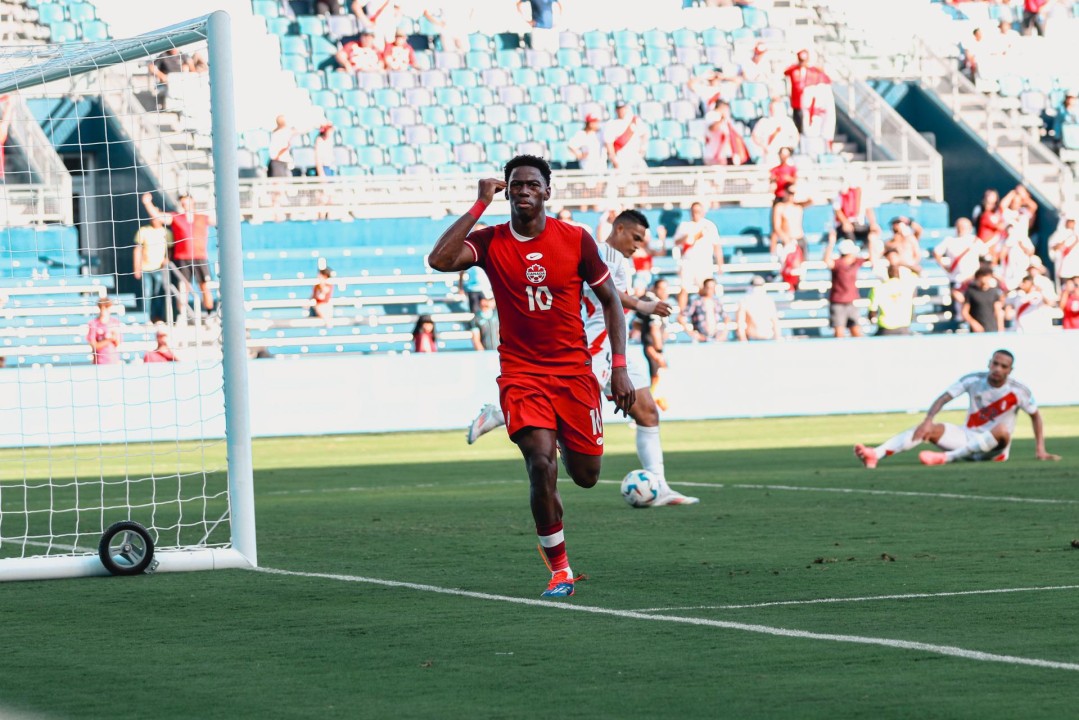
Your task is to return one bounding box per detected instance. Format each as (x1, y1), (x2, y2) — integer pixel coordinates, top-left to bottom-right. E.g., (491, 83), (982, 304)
(5, 333), (1074, 447)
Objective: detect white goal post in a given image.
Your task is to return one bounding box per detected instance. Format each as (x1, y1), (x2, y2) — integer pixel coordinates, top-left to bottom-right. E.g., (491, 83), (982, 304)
(0, 12), (256, 580)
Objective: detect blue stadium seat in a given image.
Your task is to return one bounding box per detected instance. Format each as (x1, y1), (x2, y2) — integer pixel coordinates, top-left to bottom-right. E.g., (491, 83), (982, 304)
(338, 165), (368, 176)
(730, 99), (757, 124)
(481, 68), (511, 87)
(604, 65), (630, 85)
(356, 146), (386, 167)
(615, 46), (643, 67)
(454, 143), (484, 164)
(449, 68), (479, 88)
(516, 103), (543, 124)
(371, 165), (398, 176)
(326, 72), (355, 91)
(651, 82), (679, 104)
(297, 71), (324, 91)
(340, 127), (368, 147)
(356, 72), (388, 91)
(634, 65), (662, 86)
(436, 125), (465, 145)
(512, 67), (539, 86)
(266, 16), (291, 36)
(404, 125), (435, 145)
(419, 69), (449, 88)
(297, 14), (325, 36)
(370, 125), (401, 145)
(420, 143), (452, 166)
(434, 86), (465, 106)
(497, 32), (522, 50)
(251, 0), (278, 18)
(36, 1), (63, 24)
(528, 85), (556, 105)
(340, 88), (371, 108)
(612, 30), (641, 49)
(741, 81), (769, 103)
(621, 83), (649, 105)
(389, 106), (418, 125)
(453, 105), (481, 125)
(591, 84), (618, 105)
(495, 50), (523, 69)
(437, 162), (466, 175)
(388, 71), (418, 90)
(497, 86), (526, 105)
(68, 2), (96, 22)
(645, 46), (672, 66)
(741, 5), (768, 29)
(570, 66), (600, 86)
(467, 33), (491, 51)
(404, 87), (434, 106)
(372, 88), (402, 107)
(280, 36), (309, 57)
(646, 138), (672, 162)
(484, 104), (511, 125)
(583, 31), (610, 50)
(486, 142), (512, 165)
(325, 107), (354, 127)
(656, 118), (687, 142)
(533, 122), (560, 144)
(556, 49), (583, 67)
(542, 67), (570, 87)
(81, 20), (108, 42)
(49, 21), (77, 43)
(465, 50), (492, 70)
(546, 103), (574, 125)
(675, 138), (704, 162)
(1063, 123), (1079, 150)
(549, 142), (575, 167)
(701, 27), (726, 48)
(642, 29), (669, 49)
(671, 28), (698, 48)
(310, 89), (338, 109)
(389, 145), (418, 167)
(470, 124), (497, 145)
(280, 55), (309, 73)
(434, 51), (463, 69)
(501, 122), (528, 144)
(638, 100), (665, 124)
(527, 49), (555, 69)
(420, 106), (450, 126)
(561, 84), (588, 105)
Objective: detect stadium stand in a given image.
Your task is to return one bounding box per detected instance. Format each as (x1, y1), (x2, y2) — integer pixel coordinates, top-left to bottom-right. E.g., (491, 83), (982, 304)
(3, 0), (1075, 368)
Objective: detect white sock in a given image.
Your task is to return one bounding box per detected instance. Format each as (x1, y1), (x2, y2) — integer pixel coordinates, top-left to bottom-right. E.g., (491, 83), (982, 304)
(636, 425), (665, 486)
(555, 566), (573, 578)
(874, 429), (919, 458)
(944, 431), (997, 462)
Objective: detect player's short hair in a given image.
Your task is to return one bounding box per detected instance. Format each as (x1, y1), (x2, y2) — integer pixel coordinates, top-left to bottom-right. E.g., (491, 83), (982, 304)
(974, 267), (993, 279)
(615, 209), (649, 229)
(319, 267), (333, 277)
(504, 155), (551, 186)
(993, 349), (1015, 364)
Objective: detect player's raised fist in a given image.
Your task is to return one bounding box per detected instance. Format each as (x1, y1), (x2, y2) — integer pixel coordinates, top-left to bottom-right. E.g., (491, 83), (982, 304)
(478, 178), (507, 204)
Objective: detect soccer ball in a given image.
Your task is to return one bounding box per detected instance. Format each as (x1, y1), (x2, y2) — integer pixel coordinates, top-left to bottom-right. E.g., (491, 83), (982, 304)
(621, 469), (660, 508)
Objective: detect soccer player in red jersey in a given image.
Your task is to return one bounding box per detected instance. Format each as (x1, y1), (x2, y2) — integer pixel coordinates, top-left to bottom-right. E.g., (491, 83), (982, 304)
(429, 155), (634, 597)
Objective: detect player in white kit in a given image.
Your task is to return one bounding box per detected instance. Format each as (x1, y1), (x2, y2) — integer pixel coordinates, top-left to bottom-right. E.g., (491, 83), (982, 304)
(854, 350), (1060, 467)
(468, 209), (699, 505)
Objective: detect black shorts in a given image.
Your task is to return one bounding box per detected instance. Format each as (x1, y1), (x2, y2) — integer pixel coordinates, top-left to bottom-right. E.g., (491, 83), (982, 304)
(837, 223), (873, 243)
(176, 258), (211, 286)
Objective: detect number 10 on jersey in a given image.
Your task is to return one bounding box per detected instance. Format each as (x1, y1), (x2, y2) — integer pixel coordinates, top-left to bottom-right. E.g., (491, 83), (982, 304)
(525, 285), (553, 311)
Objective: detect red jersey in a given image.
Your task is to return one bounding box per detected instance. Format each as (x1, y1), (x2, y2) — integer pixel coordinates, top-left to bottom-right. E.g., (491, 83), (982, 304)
(770, 162), (797, 197)
(976, 208), (1003, 242)
(171, 212), (209, 260)
(464, 217), (611, 376)
(1062, 292), (1079, 330)
(783, 65), (830, 110)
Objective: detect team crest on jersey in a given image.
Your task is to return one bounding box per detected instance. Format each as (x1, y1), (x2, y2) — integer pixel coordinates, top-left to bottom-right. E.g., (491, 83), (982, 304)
(526, 252), (543, 261)
(526, 263), (546, 283)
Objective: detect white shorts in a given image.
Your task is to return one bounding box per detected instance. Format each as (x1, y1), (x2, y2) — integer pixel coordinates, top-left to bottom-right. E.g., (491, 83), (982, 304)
(679, 264), (714, 295)
(936, 423), (1010, 462)
(593, 346), (650, 396)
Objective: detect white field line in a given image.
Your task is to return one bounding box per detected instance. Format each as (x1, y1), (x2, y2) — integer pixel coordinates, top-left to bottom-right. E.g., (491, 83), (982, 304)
(633, 584), (1079, 612)
(266, 478), (1079, 506)
(253, 566), (1079, 672)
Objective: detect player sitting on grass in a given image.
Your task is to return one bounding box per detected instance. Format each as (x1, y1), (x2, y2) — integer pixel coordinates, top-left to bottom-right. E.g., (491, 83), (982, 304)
(468, 209), (698, 506)
(854, 349), (1060, 467)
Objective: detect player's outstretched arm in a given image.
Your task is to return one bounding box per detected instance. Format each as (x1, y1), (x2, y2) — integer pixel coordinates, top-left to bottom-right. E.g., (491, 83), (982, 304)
(1030, 410), (1061, 461)
(594, 275), (635, 416)
(620, 289), (671, 318)
(429, 179), (505, 273)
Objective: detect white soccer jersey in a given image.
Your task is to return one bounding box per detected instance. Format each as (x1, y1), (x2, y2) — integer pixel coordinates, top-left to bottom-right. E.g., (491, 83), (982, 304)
(582, 242), (648, 391)
(946, 372), (1037, 438)
(582, 242), (631, 356)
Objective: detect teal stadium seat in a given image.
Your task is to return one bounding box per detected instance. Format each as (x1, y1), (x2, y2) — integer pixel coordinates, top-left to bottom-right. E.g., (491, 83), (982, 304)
(465, 51), (492, 70)
(281, 36), (309, 57)
(675, 138), (704, 162)
(420, 106), (450, 125)
(592, 84), (618, 105)
(583, 31), (609, 50)
(671, 28), (698, 48)
(434, 86), (465, 105)
(437, 163), (466, 175)
(340, 127), (368, 146)
(371, 165), (398, 176)
(484, 104), (511, 125)
(338, 165), (368, 176)
(516, 103), (543, 124)
(635, 65), (662, 86)
(324, 107), (354, 127)
(643, 29), (669, 49)
(371, 88), (402, 107)
(252, 0), (278, 18)
(542, 67), (570, 86)
(311, 89), (338, 109)
(297, 15), (325, 36)
(436, 125), (465, 145)
(528, 85), (556, 105)
(741, 5), (768, 29)
(741, 81), (769, 102)
(281, 55), (308, 73)
(621, 83), (649, 105)
(547, 103), (574, 124)
(370, 125), (401, 145)
(657, 118), (687, 141)
(615, 46), (643, 67)
(450, 69), (479, 88)
(266, 16), (290, 36)
(556, 49), (583, 67)
(340, 88), (371, 108)
(356, 146), (386, 166)
(549, 143), (574, 167)
(701, 27), (726, 48)
(533, 122), (560, 144)
(1062, 123), (1079, 150)
(326, 72), (355, 91)
(389, 145), (418, 167)
(482, 68), (511, 87)
(645, 46), (673, 66)
(500, 122), (528, 144)
(297, 72), (323, 90)
(495, 50), (523, 69)
(486, 142), (512, 165)
(612, 30), (641, 49)
(512, 68), (540, 86)
(82, 19), (108, 42)
(467, 33), (491, 51)
(453, 105), (482, 125)
(470, 124), (497, 144)
(37, 3), (66, 25)
(730, 99), (757, 123)
(571, 66), (600, 86)
(646, 138), (672, 162)
(652, 82), (679, 104)
(419, 144), (452, 166)
(50, 21), (77, 42)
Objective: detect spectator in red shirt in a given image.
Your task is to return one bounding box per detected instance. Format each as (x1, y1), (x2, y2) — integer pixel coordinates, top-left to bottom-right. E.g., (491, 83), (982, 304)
(335, 32), (384, 73)
(412, 314), (437, 353)
(382, 30), (418, 71)
(1022, 0), (1049, 36)
(311, 267), (335, 320)
(1061, 278), (1079, 329)
(769, 146), (797, 199)
(143, 326), (178, 363)
(142, 192), (215, 314)
(824, 237), (867, 338)
(973, 189), (1005, 243)
(783, 48), (830, 134)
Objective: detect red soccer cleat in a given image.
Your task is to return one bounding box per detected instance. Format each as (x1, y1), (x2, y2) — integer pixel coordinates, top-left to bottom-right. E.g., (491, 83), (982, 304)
(919, 450), (948, 466)
(854, 444), (878, 469)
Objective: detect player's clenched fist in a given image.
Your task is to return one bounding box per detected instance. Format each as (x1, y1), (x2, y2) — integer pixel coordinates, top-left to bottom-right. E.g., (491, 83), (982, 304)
(478, 178), (507, 205)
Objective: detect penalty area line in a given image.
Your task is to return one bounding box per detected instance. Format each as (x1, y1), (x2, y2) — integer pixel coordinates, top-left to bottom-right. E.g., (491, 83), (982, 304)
(253, 566), (1079, 672)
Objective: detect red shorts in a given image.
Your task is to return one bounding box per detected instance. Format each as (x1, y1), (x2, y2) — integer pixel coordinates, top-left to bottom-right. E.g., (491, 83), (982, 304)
(497, 373), (604, 456)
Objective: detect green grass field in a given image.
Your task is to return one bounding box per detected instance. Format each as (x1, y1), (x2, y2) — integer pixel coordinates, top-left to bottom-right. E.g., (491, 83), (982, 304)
(2, 408), (1079, 719)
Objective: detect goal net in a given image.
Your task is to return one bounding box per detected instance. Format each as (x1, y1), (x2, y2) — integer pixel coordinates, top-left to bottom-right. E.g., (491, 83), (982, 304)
(0, 12), (255, 580)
